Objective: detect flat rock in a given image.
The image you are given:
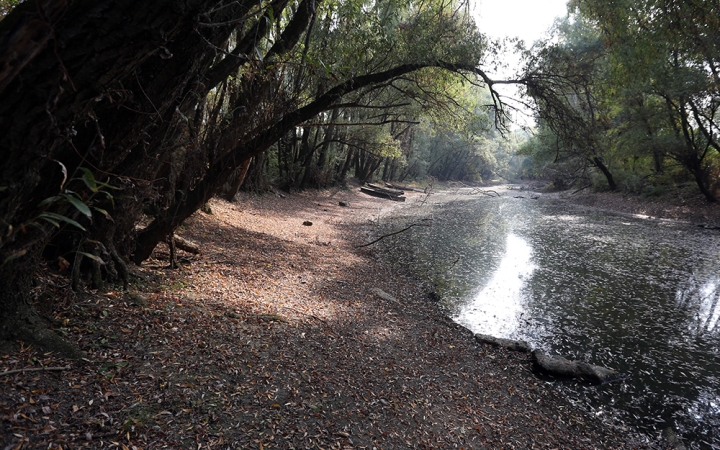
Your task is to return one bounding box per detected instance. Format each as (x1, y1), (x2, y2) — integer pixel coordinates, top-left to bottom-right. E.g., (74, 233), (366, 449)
(371, 288), (399, 304)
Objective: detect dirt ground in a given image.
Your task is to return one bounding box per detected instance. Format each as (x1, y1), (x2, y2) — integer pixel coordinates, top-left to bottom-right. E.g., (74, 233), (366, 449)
(1, 184), (678, 449)
(551, 186), (720, 227)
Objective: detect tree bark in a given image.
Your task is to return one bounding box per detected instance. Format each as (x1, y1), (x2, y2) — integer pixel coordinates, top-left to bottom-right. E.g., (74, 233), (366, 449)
(134, 62), (468, 262)
(0, 258), (81, 358)
(0, 0), (499, 352)
(224, 157), (253, 201)
(592, 156), (617, 191)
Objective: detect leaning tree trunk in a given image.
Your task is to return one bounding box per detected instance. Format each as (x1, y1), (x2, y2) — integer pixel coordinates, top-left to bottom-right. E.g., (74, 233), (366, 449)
(0, 0), (243, 351)
(224, 157), (254, 201)
(592, 156), (617, 191)
(686, 157), (717, 203)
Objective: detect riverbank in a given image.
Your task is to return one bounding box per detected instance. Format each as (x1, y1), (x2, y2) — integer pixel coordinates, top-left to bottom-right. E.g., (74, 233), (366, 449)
(550, 185), (720, 227)
(1, 185), (660, 448)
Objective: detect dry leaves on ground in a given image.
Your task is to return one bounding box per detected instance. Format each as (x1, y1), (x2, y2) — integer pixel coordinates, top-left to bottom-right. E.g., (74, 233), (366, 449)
(1, 186), (660, 449)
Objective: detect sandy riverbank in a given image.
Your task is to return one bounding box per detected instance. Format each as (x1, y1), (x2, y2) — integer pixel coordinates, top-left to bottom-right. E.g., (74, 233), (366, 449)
(1, 184), (666, 449)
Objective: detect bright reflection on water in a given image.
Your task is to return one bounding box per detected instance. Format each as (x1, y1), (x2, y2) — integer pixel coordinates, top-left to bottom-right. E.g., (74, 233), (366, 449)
(375, 193), (720, 449)
(456, 233), (535, 337)
(678, 278), (720, 333)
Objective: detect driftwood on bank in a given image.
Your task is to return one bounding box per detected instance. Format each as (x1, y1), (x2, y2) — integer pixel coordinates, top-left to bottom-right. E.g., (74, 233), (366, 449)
(473, 333), (621, 385)
(360, 184), (406, 202)
(474, 333), (532, 353)
(385, 182), (417, 192)
(532, 349), (621, 385)
(173, 235), (201, 254)
(366, 183), (404, 195)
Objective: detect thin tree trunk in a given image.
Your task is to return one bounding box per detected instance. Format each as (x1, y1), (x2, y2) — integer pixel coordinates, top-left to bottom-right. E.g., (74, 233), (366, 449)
(339, 146), (354, 181)
(225, 157), (253, 201)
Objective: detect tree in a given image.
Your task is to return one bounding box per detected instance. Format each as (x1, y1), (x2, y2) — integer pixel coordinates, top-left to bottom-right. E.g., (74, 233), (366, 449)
(0, 0), (509, 352)
(567, 0), (720, 200)
(521, 16), (618, 191)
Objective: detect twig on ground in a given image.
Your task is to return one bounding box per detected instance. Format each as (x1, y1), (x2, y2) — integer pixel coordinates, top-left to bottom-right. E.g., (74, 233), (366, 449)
(572, 184), (591, 194)
(0, 366), (71, 377)
(355, 222), (430, 248)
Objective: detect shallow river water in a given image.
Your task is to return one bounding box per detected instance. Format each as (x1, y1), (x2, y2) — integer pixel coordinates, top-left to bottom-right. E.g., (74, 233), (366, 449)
(374, 189), (720, 449)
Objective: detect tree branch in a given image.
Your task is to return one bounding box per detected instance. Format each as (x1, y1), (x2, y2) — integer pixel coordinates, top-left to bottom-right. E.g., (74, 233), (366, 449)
(355, 222), (431, 248)
(0, 366), (71, 377)
(301, 119), (420, 127)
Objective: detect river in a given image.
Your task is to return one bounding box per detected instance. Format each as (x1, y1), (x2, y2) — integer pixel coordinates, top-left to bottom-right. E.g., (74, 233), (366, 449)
(373, 187), (720, 449)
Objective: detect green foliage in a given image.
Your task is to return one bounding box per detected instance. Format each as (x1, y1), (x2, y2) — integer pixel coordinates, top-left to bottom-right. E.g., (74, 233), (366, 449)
(0, 0), (21, 19)
(522, 0), (720, 199)
(0, 166), (117, 267)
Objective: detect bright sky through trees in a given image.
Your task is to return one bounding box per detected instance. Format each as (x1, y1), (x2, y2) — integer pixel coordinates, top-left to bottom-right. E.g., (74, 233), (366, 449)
(474, 0), (569, 125)
(475, 0), (569, 44)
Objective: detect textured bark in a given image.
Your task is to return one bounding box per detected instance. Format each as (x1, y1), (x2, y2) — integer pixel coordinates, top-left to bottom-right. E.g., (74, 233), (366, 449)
(0, 0), (69, 94)
(0, 259), (81, 358)
(134, 62), (442, 262)
(0, 0), (494, 349)
(0, 0), (241, 349)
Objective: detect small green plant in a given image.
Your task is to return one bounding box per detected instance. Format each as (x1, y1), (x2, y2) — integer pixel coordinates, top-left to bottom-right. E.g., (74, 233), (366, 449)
(2, 164), (119, 266)
(99, 361), (130, 379)
(122, 404), (153, 432)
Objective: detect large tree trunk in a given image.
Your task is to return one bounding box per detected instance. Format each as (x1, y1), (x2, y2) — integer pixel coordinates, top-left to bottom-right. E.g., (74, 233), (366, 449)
(0, 0), (492, 352)
(0, 258), (81, 358)
(686, 156), (717, 203)
(0, 0), (241, 351)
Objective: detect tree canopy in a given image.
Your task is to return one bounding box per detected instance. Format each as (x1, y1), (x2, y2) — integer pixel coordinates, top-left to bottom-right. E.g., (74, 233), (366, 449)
(519, 0), (720, 199)
(0, 0), (511, 351)
(3, 0), (718, 352)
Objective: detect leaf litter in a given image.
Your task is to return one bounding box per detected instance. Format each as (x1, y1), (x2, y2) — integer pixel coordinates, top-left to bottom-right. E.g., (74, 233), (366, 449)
(0, 186), (665, 449)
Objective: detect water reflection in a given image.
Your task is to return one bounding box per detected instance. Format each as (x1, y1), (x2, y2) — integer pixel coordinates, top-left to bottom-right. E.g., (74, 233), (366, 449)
(455, 233), (535, 337)
(676, 275), (720, 334)
(375, 193), (720, 449)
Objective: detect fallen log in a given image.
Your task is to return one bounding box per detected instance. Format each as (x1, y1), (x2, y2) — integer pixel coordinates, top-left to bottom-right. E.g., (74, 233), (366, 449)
(385, 182), (416, 192)
(360, 186), (406, 202)
(366, 183), (404, 195)
(174, 235), (201, 254)
(475, 333), (531, 353)
(532, 349), (621, 385)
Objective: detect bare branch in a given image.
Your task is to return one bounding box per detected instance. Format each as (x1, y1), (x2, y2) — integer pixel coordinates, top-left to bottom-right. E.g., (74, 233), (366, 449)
(355, 222), (431, 248)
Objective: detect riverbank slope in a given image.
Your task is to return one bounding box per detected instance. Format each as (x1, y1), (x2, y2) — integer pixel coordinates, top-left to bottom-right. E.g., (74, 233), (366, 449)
(552, 186), (720, 227)
(1, 186), (659, 448)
